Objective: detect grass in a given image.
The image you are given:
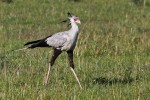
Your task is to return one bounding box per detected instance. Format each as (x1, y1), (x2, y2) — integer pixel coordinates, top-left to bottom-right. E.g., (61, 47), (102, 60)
(0, 0), (150, 99)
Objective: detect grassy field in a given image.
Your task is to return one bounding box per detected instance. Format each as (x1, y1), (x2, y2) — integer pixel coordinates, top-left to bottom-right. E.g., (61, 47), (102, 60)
(0, 0), (150, 99)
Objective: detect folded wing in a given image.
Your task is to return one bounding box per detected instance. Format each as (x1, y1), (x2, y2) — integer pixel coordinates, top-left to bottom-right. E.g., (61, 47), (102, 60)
(46, 32), (68, 49)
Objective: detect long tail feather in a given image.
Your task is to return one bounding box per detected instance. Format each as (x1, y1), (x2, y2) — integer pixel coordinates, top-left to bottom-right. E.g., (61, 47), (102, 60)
(14, 47), (28, 51)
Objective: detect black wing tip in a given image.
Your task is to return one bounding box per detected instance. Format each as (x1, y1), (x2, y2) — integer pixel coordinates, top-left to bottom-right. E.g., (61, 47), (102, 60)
(23, 39), (42, 46)
(24, 42), (30, 46)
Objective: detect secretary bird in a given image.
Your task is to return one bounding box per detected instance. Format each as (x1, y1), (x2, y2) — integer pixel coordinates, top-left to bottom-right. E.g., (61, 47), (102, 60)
(17, 12), (82, 89)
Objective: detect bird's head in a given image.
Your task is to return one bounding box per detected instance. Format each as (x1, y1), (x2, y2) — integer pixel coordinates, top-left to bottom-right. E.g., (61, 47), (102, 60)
(69, 16), (81, 24)
(61, 12), (81, 25)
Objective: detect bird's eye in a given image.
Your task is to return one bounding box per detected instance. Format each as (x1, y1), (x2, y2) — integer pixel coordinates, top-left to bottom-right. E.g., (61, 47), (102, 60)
(74, 18), (78, 21)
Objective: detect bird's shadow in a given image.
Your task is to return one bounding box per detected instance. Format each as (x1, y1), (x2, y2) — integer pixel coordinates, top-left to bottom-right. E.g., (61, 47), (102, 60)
(93, 77), (135, 85)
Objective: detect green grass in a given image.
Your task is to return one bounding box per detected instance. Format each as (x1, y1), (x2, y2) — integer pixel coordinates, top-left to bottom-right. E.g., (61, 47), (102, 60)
(0, 0), (150, 99)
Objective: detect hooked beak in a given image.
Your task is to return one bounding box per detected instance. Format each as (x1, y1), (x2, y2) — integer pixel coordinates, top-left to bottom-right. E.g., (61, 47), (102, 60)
(75, 20), (81, 24)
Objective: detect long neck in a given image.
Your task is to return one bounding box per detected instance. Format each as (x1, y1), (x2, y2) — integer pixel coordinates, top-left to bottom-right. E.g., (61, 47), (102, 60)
(69, 22), (79, 33)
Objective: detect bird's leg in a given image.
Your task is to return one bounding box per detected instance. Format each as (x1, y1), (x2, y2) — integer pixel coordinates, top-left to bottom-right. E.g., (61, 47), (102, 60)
(67, 50), (82, 89)
(44, 48), (62, 85)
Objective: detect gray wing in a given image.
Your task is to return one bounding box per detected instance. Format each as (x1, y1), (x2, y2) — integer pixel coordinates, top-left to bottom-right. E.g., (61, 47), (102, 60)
(45, 31), (68, 49)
